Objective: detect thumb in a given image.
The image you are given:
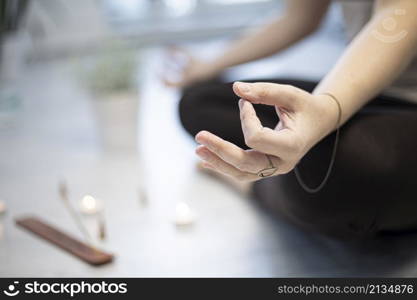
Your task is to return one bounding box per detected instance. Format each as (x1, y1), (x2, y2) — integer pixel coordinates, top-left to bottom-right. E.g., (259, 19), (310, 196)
(233, 82), (301, 111)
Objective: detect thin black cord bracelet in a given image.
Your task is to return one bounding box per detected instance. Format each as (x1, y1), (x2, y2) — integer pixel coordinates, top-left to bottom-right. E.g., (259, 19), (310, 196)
(294, 92), (342, 194)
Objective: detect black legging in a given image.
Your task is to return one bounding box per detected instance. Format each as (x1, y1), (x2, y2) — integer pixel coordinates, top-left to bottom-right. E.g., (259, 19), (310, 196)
(179, 78), (417, 238)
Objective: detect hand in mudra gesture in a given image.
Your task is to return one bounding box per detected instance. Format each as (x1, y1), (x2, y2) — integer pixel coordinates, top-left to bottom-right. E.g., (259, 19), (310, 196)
(162, 47), (219, 88)
(195, 82), (340, 182)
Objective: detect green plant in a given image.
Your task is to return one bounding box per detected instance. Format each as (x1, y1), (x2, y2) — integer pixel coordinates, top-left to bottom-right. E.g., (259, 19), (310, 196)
(84, 43), (138, 97)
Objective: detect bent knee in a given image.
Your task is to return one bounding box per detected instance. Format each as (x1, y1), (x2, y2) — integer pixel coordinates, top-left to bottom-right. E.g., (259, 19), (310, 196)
(179, 82), (237, 137)
(179, 85), (213, 136)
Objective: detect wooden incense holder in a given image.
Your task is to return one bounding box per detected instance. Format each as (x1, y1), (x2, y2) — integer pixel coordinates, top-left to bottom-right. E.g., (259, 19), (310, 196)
(16, 216), (113, 266)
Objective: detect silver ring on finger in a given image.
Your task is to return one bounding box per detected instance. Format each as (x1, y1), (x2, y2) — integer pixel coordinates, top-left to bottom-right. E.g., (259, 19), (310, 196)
(256, 155), (278, 178)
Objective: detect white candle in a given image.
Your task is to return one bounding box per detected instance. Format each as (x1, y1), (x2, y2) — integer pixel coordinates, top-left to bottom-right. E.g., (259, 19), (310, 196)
(79, 195), (101, 215)
(174, 201), (195, 226)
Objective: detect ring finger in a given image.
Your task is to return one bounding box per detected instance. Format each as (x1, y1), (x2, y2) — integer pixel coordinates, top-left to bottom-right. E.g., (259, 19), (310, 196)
(195, 131), (272, 174)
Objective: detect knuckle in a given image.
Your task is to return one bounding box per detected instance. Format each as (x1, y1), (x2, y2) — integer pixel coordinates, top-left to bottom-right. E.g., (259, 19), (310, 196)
(290, 85), (302, 95)
(256, 85), (270, 99)
(206, 155), (216, 165)
(210, 142), (224, 157)
(245, 128), (266, 148)
(286, 84), (300, 95)
(283, 85), (303, 106)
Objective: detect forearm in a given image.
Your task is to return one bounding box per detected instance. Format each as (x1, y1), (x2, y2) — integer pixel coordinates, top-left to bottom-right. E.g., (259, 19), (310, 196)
(211, 16), (315, 71)
(209, 0), (330, 73)
(314, 0), (417, 125)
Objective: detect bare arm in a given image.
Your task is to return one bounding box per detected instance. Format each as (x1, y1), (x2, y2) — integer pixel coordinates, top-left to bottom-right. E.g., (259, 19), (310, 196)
(165, 0), (330, 87)
(194, 0), (417, 182)
(210, 0), (331, 71)
(314, 0), (417, 125)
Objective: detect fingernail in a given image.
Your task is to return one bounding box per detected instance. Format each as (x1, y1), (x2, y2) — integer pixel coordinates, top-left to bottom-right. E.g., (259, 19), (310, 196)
(195, 131), (205, 143)
(237, 82), (251, 93)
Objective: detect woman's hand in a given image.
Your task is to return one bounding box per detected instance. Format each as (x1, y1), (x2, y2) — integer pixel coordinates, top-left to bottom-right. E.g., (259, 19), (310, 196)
(162, 47), (220, 88)
(195, 82), (340, 181)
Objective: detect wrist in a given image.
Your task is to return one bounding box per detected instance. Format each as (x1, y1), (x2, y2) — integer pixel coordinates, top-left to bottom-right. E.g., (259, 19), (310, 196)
(311, 93), (342, 138)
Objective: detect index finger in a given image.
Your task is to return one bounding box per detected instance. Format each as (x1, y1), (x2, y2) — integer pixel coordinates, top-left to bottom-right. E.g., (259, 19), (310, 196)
(233, 82), (303, 111)
(238, 99), (294, 156)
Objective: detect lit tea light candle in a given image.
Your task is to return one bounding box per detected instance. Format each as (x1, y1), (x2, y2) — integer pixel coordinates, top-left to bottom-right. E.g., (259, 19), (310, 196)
(174, 201), (195, 226)
(79, 195), (102, 215)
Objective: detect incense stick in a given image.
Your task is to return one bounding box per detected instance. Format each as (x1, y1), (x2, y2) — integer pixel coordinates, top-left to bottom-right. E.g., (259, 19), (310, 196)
(58, 181), (93, 243)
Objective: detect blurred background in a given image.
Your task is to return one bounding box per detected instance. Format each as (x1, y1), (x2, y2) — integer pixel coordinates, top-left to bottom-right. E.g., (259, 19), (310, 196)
(1, 0), (417, 277)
